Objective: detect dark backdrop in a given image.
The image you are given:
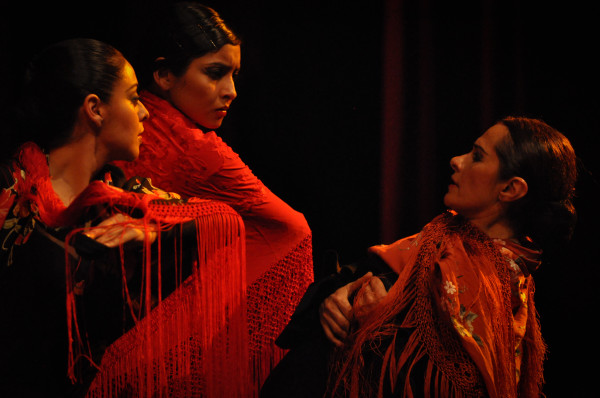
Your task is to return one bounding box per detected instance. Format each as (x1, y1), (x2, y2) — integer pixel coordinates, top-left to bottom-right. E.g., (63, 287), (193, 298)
(1, 0), (598, 395)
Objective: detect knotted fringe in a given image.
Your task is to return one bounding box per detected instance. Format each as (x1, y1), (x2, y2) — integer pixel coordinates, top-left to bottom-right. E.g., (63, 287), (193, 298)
(246, 234), (314, 393)
(12, 143), (250, 396)
(329, 212), (527, 398)
(518, 281), (546, 398)
(64, 194), (249, 397)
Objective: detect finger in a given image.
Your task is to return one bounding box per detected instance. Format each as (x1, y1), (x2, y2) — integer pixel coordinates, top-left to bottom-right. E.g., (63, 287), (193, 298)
(322, 297), (351, 331)
(369, 277), (388, 300)
(84, 224), (111, 240)
(321, 311), (348, 342)
(85, 214), (126, 239)
(328, 282), (355, 320)
(319, 309), (345, 347)
(356, 283), (375, 307)
(347, 272), (374, 296)
(321, 321), (344, 347)
(97, 227), (146, 247)
(320, 301), (350, 337)
(93, 228), (127, 247)
(331, 293), (353, 320)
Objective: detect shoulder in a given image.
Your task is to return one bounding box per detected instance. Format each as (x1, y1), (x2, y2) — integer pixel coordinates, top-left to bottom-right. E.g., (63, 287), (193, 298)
(368, 233), (421, 273)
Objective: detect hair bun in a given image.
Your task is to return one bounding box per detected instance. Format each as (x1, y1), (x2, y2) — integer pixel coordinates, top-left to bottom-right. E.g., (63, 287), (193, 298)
(526, 199), (577, 259)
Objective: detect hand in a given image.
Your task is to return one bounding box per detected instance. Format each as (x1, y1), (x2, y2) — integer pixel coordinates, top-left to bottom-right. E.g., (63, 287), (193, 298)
(84, 213), (157, 248)
(354, 275), (388, 324)
(319, 272), (374, 346)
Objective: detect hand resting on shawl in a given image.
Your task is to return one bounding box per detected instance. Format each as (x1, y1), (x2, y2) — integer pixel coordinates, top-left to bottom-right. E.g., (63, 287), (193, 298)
(319, 272), (388, 346)
(84, 213), (158, 248)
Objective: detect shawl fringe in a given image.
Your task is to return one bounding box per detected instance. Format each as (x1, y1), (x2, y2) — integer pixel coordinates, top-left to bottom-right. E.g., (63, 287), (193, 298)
(330, 212), (544, 398)
(13, 143), (250, 397)
(246, 234), (314, 391)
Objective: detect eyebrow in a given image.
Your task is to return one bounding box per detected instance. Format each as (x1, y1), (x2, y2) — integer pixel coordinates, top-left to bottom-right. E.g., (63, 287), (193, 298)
(205, 61), (240, 70)
(473, 143), (488, 155)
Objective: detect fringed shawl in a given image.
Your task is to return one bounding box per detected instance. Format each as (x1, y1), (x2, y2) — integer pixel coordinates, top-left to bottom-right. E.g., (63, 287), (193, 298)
(3, 143), (250, 397)
(115, 91), (314, 392)
(330, 211), (545, 398)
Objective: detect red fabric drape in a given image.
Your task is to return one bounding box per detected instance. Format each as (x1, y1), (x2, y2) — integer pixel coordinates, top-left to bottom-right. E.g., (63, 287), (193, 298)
(10, 143), (250, 397)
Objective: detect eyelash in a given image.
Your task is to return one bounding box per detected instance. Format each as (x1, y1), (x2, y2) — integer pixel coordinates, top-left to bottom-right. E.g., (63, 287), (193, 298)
(472, 150), (483, 162)
(205, 67), (240, 81)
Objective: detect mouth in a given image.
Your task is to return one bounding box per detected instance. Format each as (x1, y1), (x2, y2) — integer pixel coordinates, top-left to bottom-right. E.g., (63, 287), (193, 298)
(215, 106), (230, 117)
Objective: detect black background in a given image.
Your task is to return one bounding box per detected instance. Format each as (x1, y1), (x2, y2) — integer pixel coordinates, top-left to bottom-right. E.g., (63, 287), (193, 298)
(1, 0), (598, 395)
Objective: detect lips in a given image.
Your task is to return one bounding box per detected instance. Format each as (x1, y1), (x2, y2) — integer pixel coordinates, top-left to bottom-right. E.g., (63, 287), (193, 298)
(215, 106), (229, 117)
(449, 176), (458, 188)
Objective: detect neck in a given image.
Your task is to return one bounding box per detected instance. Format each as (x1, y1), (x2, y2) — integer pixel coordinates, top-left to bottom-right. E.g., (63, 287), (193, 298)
(464, 207), (515, 240)
(48, 132), (105, 206)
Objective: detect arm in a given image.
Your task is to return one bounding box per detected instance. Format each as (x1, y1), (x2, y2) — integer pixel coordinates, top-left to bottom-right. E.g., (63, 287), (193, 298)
(276, 252), (396, 348)
(319, 272), (388, 346)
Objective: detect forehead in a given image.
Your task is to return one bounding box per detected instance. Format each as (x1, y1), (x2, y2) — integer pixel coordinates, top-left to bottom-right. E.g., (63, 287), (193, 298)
(119, 62), (138, 86)
(191, 44), (241, 67)
(476, 123), (510, 153)
(109, 62), (138, 97)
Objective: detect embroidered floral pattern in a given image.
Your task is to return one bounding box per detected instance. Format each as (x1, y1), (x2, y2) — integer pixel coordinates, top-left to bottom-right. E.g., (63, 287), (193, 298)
(437, 238), (535, 383)
(1, 172), (38, 267)
(444, 280), (457, 294)
(1, 154), (180, 270)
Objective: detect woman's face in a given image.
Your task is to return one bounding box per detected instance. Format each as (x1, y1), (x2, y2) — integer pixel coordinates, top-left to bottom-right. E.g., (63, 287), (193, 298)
(444, 123), (510, 219)
(165, 44), (241, 129)
(98, 62), (149, 162)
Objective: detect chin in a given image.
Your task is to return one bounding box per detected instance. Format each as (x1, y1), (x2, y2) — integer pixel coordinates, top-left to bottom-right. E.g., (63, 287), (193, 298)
(203, 116), (224, 130)
(205, 122), (222, 130)
(123, 149), (139, 162)
(443, 193), (451, 208)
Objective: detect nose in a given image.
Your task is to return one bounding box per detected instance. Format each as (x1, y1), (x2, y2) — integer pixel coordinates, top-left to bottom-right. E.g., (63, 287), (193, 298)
(450, 155), (461, 172)
(139, 100), (150, 122)
(221, 75), (237, 101)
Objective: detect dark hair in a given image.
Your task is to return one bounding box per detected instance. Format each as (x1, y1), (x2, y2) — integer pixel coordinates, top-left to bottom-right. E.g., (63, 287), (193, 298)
(496, 116), (577, 255)
(133, 2), (240, 89)
(12, 38), (126, 152)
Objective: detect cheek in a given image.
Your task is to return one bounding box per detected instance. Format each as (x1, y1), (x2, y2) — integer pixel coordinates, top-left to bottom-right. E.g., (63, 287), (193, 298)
(175, 84), (212, 114)
(182, 74), (213, 100)
(115, 108), (141, 138)
(466, 173), (501, 205)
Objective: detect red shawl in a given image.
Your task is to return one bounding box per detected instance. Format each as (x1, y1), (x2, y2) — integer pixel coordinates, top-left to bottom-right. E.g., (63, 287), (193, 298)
(5, 143), (250, 397)
(331, 211), (545, 398)
(114, 91), (314, 390)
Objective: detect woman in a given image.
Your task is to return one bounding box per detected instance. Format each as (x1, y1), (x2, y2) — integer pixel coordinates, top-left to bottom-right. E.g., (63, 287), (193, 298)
(263, 117), (576, 397)
(113, 1), (314, 388)
(0, 38), (248, 397)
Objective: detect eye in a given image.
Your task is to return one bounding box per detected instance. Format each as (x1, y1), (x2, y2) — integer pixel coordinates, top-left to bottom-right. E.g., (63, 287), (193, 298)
(472, 149), (483, 162)
(204, 66), (227, 80)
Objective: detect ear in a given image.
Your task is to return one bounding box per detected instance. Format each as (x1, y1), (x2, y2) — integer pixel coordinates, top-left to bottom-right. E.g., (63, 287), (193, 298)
(152, 57), (175, 91)
(498, 177), (528, 203)
(82, 93), (104, 128)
